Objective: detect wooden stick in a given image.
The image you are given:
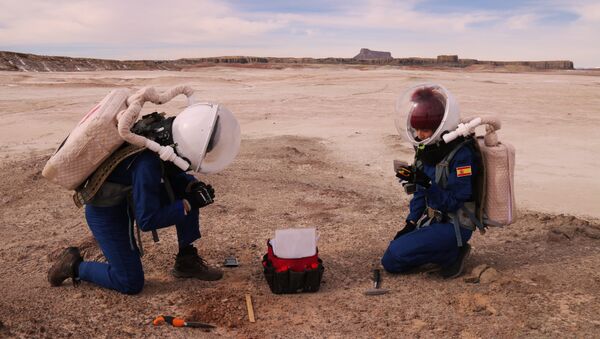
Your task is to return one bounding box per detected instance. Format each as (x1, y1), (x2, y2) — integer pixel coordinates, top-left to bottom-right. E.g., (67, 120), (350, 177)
(245, 294), (256, 323)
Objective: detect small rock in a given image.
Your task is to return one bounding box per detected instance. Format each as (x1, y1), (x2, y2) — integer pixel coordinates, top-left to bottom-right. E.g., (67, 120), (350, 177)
(479, 268), (499, 284)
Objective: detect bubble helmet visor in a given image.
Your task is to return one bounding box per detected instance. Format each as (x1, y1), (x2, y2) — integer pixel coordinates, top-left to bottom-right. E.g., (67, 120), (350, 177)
(172, 103), (241, 173)
(394, 83), (460, 146)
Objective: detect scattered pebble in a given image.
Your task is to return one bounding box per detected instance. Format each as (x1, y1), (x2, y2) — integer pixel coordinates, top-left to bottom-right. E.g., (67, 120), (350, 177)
(479, 268), (499, 284)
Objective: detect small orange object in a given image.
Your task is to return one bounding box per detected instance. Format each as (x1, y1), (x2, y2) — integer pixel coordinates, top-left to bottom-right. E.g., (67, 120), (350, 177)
(152, 315), (166, 326)
(153, 315), (215, 329)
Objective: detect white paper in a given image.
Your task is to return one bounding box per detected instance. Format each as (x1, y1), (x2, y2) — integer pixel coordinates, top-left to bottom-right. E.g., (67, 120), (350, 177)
(271, 228), (317, 259)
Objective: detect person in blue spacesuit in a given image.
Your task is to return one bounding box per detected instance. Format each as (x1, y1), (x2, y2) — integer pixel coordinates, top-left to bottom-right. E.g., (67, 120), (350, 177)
(382, 84), (477, 278)
(48, 103), (241, 294)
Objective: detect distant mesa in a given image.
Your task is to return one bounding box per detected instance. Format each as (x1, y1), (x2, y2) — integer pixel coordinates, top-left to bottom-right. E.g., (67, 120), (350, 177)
(353, 48), (392, 60)
(437, 55), (459, 63)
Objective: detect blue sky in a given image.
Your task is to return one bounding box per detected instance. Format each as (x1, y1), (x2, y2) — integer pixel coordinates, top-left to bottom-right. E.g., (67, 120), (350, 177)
(1, 0), (598, 67)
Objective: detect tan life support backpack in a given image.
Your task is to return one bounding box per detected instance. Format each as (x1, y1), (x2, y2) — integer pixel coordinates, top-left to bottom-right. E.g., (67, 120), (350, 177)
(42, 85), (195, 190)
(437, 116), (516, 244)
(473, 117), (516, 228)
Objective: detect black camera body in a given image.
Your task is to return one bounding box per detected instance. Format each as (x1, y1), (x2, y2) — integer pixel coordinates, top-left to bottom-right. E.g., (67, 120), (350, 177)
(393, 159), (417, 195)
(131, 112), (175, 146)
(403, 182), (417, 195)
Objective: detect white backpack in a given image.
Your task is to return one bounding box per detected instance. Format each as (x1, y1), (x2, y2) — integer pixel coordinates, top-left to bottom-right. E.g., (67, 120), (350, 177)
(43, 86), (195, 190)
(436, 116), (516, 240)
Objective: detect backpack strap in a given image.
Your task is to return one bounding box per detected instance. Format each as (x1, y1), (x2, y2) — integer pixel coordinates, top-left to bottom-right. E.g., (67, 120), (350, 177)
(460, 205), (486, 233)
(451, 215), (463, 247)
(435, 139), (472, 189)
(73, 144), (145, 207)
(433, 139), (474, 247)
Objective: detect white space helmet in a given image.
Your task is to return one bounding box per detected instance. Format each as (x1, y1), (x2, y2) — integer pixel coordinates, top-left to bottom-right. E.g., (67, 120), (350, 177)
(394, 83), (460, 146)
(172, 103), (241, 173)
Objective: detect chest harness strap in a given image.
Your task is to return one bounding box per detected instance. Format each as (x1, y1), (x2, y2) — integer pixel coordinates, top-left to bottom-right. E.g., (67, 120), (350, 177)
(417, 140), (480, 247)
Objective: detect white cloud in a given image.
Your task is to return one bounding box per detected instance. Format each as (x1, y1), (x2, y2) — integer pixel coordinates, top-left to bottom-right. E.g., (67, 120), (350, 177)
(505, 14), (539, 30)
(0, 0), (286, 45)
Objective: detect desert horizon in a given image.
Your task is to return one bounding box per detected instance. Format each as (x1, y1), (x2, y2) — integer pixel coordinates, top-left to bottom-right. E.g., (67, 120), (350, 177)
(0, 49), (581, 73)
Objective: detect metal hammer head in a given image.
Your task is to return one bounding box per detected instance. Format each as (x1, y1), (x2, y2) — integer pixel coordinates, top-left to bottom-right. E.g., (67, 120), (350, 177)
(364, 288), (389, 296)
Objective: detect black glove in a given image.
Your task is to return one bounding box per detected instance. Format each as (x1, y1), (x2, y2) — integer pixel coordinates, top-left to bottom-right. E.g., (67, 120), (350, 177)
(185, 181), (215, 209)
(395, 165), (413, 182)
(394, 220), (417, 239)
(395, 165), (431, 188)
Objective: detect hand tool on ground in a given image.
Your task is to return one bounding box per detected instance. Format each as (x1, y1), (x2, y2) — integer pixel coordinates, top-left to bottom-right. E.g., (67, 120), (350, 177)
(364, 269), (389, 296)
(223, 256), (239, 267)
(152, 315), (215, 329)
(245, 294), (256, 323)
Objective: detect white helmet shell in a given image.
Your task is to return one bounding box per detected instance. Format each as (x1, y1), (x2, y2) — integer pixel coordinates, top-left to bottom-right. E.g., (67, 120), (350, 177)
(394, 83), (460, 146)
(172, 103), (241, 173)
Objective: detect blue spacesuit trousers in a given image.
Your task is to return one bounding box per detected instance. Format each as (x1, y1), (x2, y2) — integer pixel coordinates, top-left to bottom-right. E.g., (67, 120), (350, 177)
(78, 203), (200, 295)
(381, 222), (472, 273)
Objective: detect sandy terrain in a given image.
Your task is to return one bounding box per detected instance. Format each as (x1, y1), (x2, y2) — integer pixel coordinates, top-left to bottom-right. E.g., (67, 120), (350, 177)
(1, 66), (599, 337)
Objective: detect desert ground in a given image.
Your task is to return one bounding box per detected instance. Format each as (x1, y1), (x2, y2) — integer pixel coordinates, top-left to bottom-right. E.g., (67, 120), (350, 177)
(1, 65), (599, 338)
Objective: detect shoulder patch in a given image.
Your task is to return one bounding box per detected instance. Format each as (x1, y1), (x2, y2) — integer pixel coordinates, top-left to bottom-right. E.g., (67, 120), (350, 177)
(456, 165), (472, 177)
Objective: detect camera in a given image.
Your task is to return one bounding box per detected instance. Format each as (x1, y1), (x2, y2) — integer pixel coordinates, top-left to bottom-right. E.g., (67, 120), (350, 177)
(393, 160), (416, 195)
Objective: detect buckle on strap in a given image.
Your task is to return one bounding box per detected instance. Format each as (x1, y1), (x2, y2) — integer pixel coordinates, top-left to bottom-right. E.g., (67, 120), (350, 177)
(427, 207), (444, 222)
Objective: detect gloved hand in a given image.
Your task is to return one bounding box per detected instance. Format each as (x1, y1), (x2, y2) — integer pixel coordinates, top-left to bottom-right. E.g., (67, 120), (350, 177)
(395, 165), (431, 188)
(185, 181), (215, 209)
(395, 165), (413, 182)
(393, 220), (417, 239)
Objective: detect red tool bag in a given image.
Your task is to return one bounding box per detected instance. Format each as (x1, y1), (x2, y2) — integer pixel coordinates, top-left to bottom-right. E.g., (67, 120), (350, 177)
(262, 241), (324, 294)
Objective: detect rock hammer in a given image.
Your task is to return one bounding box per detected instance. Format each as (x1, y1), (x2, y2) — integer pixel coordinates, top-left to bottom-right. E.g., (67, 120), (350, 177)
(364, 269), (389, 296)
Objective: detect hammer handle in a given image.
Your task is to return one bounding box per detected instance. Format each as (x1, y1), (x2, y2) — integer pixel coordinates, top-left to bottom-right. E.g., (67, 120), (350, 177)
(373, 269), (381, 288)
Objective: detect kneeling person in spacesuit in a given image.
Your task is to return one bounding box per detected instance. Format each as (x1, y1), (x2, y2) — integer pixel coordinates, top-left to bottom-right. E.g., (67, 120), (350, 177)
(381, 84), (478, 279)
(48, 104), (240, 294)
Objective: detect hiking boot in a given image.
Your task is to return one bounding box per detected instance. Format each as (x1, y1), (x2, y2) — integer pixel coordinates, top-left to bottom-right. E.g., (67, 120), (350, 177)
(441, 244), (471, 279)
(48, 247), (82, 286)
(172, 246), (223, 281)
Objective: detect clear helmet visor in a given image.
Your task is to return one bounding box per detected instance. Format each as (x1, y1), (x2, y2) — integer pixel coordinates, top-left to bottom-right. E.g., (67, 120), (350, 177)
(201, 105), (241, 173)
(394, 83), (460, 146)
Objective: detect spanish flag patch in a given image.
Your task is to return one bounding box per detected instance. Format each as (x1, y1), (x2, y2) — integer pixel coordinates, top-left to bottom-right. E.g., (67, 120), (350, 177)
(456, 166), (472, 177)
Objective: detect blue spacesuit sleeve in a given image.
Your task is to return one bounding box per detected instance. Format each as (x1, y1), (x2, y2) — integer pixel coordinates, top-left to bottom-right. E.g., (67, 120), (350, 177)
(167, 171), (198, 198)
(424, 146), (476, 213)
(407, 187), (426, 222)
(131, 152), (188, 231)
